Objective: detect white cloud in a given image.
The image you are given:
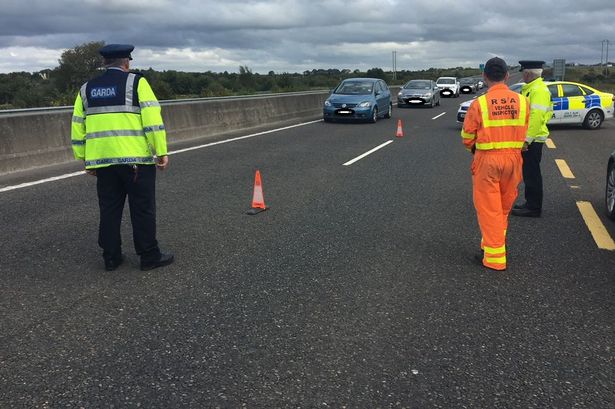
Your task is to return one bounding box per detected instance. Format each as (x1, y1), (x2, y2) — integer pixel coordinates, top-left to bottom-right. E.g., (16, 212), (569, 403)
(0, 0), (613, 73)
(0, 47), (61, 73)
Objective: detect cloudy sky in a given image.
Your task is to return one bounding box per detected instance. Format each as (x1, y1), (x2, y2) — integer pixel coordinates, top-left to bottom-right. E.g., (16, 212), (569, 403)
(1, 0), (614, 74)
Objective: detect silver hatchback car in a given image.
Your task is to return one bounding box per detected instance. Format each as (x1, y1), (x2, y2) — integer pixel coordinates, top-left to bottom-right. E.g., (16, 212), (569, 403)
(397, 79), (441, 108)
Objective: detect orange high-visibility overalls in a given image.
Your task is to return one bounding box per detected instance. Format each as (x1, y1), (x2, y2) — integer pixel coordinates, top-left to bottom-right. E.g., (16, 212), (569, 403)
(461, 83), (530, 270)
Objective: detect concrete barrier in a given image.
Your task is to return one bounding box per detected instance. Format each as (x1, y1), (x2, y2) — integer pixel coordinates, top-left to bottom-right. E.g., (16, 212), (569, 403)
(162, 91), (328, 142)
(0, 91), (329, 175)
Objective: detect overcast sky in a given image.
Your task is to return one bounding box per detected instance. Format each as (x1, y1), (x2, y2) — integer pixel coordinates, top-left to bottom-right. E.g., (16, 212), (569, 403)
(1, 0), (614, 74)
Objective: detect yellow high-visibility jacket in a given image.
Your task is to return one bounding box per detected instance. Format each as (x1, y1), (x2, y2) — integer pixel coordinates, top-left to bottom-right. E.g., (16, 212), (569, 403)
(521, 77), (552, 144)
(71, 68), (167, 169)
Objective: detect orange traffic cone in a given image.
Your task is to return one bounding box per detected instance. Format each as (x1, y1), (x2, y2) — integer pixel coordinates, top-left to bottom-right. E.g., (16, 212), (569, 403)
(247, 170), (268, 215)
(396, 119), (404, 138)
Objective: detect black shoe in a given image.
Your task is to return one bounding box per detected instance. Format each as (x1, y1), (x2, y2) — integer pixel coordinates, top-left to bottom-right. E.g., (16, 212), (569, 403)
(141, 253), (174, 271)
(513, 202), (527, 210)
(104, 254), (124, 271)
(511, 207), (541, 217)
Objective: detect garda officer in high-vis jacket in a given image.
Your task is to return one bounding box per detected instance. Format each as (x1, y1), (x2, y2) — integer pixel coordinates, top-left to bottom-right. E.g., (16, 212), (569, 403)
(461, 57), (530, 271)
(512, 60), (552, 218)
(71, 44), (174, 271)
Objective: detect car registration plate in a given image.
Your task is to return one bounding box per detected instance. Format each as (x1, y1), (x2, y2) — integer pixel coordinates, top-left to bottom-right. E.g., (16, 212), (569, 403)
(337, 110), (352, 115)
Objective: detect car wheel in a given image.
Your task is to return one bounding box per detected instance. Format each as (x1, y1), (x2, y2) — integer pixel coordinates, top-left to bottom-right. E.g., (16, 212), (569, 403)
(606, 160), (615, 220)
(385, 103), (392, 118)
(583, 109), (604, 130)
(430, 98), (435, 108)
(370, 107), (378, 123)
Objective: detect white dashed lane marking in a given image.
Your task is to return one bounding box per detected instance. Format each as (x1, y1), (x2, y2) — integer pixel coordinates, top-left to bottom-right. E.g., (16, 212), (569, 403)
(431, 112), (446, 120)
(343, 140), (394, 166)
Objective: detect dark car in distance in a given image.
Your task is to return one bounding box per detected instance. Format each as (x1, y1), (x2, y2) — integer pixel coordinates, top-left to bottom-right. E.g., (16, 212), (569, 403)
(459, 78), (479, 94)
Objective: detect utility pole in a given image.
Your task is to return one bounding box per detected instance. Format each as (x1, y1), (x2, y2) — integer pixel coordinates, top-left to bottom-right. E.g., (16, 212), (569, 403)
(602, 40), (611, 76)
(392, 51), (397, 81)
(607, 40), (610, 77)
(601, 40), (605, 67)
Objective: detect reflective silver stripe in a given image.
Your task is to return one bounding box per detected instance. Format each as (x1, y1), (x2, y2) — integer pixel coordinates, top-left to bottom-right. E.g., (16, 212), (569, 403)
(126, 73), (137, 106)
(72, 115), (85, 123)
(85, 156), (154, 167)
(140, 100), (160, 108)
(86, 129), (146, 139)
(526, 135), (548, 143)
(80, 83), (88, 111)
(530, 104), (551, 112)
(144, 124), (165, 133)
(85, 105), (141, 115)
(71, 140), (86, 145)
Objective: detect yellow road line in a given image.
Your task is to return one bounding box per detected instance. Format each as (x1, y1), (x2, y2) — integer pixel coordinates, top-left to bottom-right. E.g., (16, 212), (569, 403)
(545, 139), (556, 149)
(555, 159), (575, 179)
(576, 201), (615, 250)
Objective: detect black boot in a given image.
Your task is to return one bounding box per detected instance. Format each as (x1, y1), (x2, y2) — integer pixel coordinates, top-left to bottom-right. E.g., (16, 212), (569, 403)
(511, 207), (541, 217)
(141, 253), (175, 271)
(104, 254), (124, 271)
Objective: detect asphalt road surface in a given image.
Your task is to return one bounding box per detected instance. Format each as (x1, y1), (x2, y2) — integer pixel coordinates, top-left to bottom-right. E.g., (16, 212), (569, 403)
(2, 79), (615, 408)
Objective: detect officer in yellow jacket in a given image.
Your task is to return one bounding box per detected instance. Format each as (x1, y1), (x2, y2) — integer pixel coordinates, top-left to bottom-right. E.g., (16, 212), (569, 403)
(71, 44), (174, 271)
(512, 60), (553, 217)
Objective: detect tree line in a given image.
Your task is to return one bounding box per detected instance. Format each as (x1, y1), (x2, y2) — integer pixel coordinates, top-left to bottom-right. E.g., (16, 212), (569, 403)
(0, 41), (506, 110)
(3, 42), (615, 111)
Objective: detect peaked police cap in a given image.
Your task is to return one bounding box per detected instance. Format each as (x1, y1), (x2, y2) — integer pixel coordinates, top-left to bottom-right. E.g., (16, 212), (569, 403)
(99, 44), (134, 60)
(518, 60), (545, 71)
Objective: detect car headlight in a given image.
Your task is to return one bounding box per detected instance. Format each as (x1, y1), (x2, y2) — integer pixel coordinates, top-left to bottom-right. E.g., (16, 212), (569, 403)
(423, 93), (432, 97)
(358, 101), (371, 108)
(324, 100), (332, 107)
(398, 92), (403, 96)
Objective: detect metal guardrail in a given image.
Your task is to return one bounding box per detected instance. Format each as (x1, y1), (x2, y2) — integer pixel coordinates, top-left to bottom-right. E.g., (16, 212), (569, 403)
(0, 89), (330, 115)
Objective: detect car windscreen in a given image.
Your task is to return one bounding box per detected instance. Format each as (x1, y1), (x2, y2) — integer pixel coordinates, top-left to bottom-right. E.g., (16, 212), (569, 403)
(335, 81), (374, 95)
(437, 79), (455, 84)
(404, 81), (431, 89)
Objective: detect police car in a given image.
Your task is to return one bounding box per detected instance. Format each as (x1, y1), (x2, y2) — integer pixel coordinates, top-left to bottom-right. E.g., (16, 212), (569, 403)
(547, 81), (614, 129)
(457, 81), (615, 130)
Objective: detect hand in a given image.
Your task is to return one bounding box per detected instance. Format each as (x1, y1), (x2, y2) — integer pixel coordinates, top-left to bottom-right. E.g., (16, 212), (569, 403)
(86, 169), (96, 176)
(156, 155), (169, 170)
(522, 142), (529, 152)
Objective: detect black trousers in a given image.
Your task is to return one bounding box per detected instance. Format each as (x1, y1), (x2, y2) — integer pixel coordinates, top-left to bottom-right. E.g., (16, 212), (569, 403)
(521, 142), (544, 210)
(96, 165), (161, 263)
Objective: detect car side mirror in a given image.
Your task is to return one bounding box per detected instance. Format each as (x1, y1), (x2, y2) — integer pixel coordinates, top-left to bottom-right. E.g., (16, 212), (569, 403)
(375, 91), (381, 96)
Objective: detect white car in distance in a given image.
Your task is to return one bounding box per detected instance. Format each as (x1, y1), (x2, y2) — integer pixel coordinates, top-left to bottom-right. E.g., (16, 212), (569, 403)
(436, 76), (460, 97)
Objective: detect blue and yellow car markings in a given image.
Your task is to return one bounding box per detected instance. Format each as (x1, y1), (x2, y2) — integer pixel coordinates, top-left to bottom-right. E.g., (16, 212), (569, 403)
(584, 94), (602, 109)
(553, 97), (569, 111)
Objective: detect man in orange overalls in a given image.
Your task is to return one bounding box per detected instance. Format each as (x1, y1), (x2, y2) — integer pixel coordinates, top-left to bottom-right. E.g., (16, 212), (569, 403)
(461, 57), (530, 271)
